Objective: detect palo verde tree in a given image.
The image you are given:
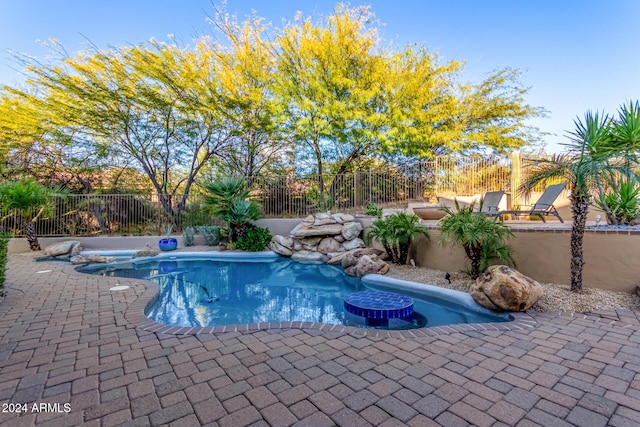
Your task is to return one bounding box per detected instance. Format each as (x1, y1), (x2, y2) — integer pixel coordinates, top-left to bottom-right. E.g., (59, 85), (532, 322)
(12, 40), (238, 220)
(204, 8), (291, 180)
(274, 4), (544, 203)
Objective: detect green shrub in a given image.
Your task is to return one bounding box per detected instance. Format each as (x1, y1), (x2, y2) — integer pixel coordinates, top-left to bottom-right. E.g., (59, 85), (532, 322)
(197, 225), (221, 245)
(235, 226), (272, 252)
(182, 226), (195, 246)
(365, 201), (383, 218)
(0, 233), (9, 295)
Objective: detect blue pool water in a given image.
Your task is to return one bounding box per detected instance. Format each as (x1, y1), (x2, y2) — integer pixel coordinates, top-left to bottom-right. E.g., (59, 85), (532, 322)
(78, 255), (510, 329)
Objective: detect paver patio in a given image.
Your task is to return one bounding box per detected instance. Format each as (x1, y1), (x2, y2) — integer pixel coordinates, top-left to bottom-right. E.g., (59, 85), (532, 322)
(0, 252), (639, 426)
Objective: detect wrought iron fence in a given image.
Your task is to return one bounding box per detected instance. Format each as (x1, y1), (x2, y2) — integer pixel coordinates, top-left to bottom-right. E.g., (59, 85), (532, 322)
(3, 154), (544, 237)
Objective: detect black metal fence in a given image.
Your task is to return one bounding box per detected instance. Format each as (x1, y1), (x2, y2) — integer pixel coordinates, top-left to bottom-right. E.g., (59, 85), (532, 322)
(3, 154), (530, 237)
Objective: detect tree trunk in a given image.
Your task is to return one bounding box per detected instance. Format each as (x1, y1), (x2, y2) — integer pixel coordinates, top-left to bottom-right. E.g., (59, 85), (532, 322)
(23, 219), (41, 251)
(570, 194), (589, 291)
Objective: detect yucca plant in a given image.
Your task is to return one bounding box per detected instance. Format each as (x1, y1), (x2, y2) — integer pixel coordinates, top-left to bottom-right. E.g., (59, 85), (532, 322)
(439, 201), (515, 279)
(365, 211), (429, 264)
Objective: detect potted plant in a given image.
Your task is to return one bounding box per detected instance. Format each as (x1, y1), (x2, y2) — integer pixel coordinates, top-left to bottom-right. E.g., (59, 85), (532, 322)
(159, 224), (178, 251)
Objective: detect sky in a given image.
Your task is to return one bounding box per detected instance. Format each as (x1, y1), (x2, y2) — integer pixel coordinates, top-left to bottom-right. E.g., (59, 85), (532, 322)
(1, 0), (639, 153)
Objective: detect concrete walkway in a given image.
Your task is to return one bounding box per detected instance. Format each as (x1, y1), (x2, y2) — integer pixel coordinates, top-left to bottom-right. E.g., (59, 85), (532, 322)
(1, 253), (639, 427)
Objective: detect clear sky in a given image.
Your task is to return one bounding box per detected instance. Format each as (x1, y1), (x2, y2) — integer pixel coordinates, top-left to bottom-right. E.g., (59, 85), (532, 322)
(1, 0), (639, 153)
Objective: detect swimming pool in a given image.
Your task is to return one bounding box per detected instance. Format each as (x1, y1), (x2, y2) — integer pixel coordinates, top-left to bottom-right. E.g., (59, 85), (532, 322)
(78, 252), (511, 330)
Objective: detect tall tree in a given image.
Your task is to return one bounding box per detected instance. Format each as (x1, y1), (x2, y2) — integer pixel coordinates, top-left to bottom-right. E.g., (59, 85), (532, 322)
(274, 4), (544, 203)
(15, 41), (235, 219)
(519, 108), (638, 291)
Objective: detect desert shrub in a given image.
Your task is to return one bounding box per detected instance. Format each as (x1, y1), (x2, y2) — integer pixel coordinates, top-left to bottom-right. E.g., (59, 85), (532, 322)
(197, 225), (221, 246)
(182, 226), (195, 246)
(235, 226), (272, 252)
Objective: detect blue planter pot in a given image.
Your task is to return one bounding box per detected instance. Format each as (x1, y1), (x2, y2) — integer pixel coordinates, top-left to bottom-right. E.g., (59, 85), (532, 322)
(159, 238), (178, 251)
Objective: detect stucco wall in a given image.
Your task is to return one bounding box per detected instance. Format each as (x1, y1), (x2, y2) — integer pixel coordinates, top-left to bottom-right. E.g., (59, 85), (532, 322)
(411, 228), (640, 293)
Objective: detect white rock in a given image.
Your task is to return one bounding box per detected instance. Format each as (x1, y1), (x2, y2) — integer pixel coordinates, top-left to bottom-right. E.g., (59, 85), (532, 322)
(44, 240), (82, 257)
(341, 221), (363, 240)
(342, 237), (365, 251)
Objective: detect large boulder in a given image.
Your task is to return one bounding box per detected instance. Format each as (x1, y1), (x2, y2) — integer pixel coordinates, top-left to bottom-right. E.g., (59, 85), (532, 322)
(318, 237), (341, 254)
(341, 221), (363, 241)
(132, 248), (160, 258)
(342, 237), (366, 251)
(268, 236), (294, 257)
(343, 254), (389, 277)
(470, 265), (543, 312)
(290, 223), (343, 238)
(70, 255), (116, 265)
(291, 250), (326, 262)
(44, 240), (83, 257)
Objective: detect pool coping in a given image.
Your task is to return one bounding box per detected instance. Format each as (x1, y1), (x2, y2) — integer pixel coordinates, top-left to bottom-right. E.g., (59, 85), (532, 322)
(71, 251), (538, 338)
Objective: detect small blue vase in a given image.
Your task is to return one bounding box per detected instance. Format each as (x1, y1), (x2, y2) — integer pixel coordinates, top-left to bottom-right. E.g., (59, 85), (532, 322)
(158, 238), (178, 251)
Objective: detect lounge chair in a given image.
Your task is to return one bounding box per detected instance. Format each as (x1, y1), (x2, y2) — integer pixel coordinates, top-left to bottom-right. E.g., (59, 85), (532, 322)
(476, 190), (505, 215)
(492, 183), (566, 223)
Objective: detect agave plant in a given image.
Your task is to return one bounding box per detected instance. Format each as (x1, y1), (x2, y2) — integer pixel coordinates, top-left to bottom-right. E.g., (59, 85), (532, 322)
(439, 200), (515, 279)
(594, 176), (640, 225)
(203, 177), (262, 242)
(365, 211), (429, 264)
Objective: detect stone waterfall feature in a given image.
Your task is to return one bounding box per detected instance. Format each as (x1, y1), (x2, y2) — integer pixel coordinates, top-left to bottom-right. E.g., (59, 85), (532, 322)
(268, 213), (389, 277)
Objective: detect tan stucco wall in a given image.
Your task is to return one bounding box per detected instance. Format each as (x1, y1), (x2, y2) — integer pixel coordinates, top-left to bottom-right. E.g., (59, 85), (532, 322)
(411, 229), (640, 293)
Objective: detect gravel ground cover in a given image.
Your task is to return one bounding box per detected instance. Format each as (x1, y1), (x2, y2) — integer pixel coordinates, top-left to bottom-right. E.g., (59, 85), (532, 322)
(387, 264), (640, 313)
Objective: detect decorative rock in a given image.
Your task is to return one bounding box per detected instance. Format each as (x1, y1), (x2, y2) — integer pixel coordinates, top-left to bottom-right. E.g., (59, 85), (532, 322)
(318, 237), (341, 254)
(314, 217), (337, 226)
(268, 238), (293, 257)
(290, 223), (343, 238)
(132, 248), (160, 258)
(355, 255), (390, 277)
(70, 255), (116, 264)
(342, 237), (365, 251)
(291, 250), (325, 262)
(300, 236), (323, 248)
(341, 221), (363, 240)
(470, 265), (544, 312)
(271, 212), (390, 277)
(44, 241), (83, 257)
(327, 248), (383, 265)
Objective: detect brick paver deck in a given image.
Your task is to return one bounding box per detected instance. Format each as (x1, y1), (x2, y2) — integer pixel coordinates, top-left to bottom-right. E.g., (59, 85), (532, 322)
(1, 252), (639, 426)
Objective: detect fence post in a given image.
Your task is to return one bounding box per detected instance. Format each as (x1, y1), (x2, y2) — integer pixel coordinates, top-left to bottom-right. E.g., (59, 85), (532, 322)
(511, 151), (521, 208)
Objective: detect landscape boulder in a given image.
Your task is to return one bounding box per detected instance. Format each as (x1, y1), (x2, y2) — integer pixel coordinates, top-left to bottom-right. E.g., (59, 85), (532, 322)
(268, 235), (294, 257)
(43, 240), (83, 257)
(70, 255), (117, 265)
(470, 265), (543, 312)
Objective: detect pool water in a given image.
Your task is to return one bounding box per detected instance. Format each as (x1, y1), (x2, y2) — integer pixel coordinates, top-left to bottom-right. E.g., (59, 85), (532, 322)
(79, 257), (509, 329)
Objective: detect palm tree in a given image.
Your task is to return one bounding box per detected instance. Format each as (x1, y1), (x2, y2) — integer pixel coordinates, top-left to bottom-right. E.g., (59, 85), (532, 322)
(519, 110), (637, 291)
(0, 178), (67, 251)
(439, 201), (515, 279)
(365, 211), (429, 264)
